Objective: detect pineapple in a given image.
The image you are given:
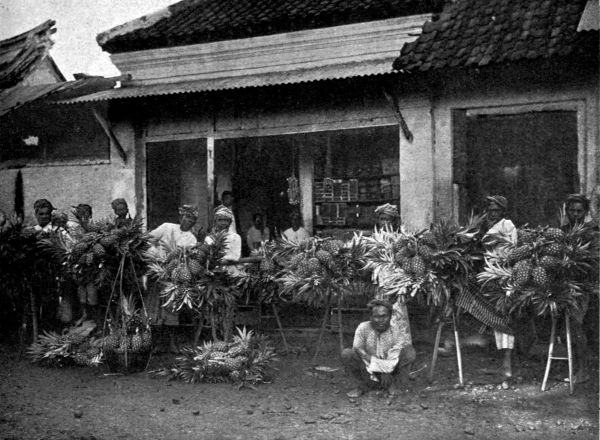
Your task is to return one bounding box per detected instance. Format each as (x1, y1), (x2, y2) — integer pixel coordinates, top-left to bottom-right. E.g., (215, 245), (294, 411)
(84, 252), (95, 265)
(307, 258), (323, 275)
(259, 258), (275, 272)
(165, 250), (180, 262)
(315, 250), (333, 266)
(92, 243), (106, 258)
(396, 255), (411, 270)
(417, 245), (435, 261)
(321, 239), (343, 255)
(543, 227), (565, 241)
(140, 331), (152, 350)
(212, 341), (229, 352)
(539, 255), (561, 269)
(116, 333), (129, 353)
(187, 259), (203, 276)
(176, 264), (192, 283)
(513, 260), (532, 287)
(229, 370), (241, 381)
(166, 259), (179, 274)
(542, 242), (563, 257)
(517, 229), (536, 245)
(296, 260), (312, 278)
(410, 255), (427, 278)
(288, 253), (305, 270)
(194, 249), (207, 264)
(99, 234), (117, 248)
(103, 333), (120, 351)
(420, 232), (436, 247)
(71, 242), (89, 259)
(507, 246), (531, 263)
(531, 266), (549, 287)
(229, 327), (252, 357)
(131, 331), (143, 352)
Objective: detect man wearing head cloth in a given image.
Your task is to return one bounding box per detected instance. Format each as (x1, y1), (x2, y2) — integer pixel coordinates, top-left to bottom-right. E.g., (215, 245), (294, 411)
(481, 195), (518, 384)
(560, 194), (598, 383)
(206, 206), (242, 263)
(111, 198), (132, 228)
(341, 299), (415, 398)
(214, 190), (237, 234)
(148, 205), (199, 352)
(374, 203), (400, 230)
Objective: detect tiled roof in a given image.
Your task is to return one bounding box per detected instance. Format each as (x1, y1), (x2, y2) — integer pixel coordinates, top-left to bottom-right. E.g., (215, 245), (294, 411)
(394, 0), (598, 72)
(0, 20), (57, 89)
(99, 0), (445, 53)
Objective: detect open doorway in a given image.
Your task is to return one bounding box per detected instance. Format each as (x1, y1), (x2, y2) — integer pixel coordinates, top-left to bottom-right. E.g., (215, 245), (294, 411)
(216, 136), (297, 255)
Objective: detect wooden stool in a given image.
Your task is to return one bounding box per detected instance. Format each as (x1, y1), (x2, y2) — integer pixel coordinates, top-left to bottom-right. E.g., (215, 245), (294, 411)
(429, 310), (464, 386)
(541, 313), (574, 395)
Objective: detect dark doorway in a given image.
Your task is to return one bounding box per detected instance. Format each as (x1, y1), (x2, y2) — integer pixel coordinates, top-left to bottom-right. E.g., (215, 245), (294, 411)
(455, 110), (578, 226)
(216, 136), (297, 255)
(146, 140), (206, 230)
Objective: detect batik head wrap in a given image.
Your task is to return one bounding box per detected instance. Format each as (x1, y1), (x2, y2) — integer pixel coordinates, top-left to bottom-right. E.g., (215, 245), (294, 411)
(214, 206), (234, 221)
(374, 203), (399, 218)
(565, 194), (590, 211)
(485, 195), (508, 210)
(178, 205), (199, 219)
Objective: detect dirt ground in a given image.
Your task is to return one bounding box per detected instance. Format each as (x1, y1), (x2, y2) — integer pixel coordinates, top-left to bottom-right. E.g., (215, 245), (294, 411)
(0, 330), (597, 440)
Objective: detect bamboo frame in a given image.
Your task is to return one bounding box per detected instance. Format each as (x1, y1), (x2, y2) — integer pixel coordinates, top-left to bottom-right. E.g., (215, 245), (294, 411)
(541, 313), (574, 395)
(428, 313), (464, 386)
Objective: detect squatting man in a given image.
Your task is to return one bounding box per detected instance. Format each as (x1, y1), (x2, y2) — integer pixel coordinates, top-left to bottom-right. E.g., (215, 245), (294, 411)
(342, 299), (416, 398)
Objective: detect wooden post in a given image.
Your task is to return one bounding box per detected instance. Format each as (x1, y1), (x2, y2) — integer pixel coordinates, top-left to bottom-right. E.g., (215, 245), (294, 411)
(29, 283), (38, 343)
(428, 320), (444, 382)
(452, 311), (464, 386)
(312, 291), (332, 363)
(541, 314), (557, 391)
(565, 314), (574, 395)
(193, 313), (204, 347)
(206, 137), (215, 231)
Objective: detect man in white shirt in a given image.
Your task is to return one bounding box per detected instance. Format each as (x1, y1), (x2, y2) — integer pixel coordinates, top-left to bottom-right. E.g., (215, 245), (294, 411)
(342, 299), (415, 398)
(246, 213), (270, 251)
(282, 211), (310, 244)
(482, 195), (517, 385)
(148, 205), (198, 352)
(214, 190), (237, 234)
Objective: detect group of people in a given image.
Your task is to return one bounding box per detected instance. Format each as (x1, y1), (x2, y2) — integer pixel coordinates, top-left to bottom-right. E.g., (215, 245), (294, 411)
(4, 189), (596, 395)
(342, 194), (597, 398)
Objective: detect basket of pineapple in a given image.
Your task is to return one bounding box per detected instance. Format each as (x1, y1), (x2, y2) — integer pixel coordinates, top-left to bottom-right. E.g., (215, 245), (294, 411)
(101, 294), (153, 373)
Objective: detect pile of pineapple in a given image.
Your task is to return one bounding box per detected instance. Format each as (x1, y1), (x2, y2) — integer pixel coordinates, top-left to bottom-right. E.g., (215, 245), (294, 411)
(158, 327), (278, 385)
(163, 244), (210, 285)
(285, 238), (345, 278)
(507, 227), (567, 289)
(101, 295), (152, 355)
(27, 322), (103, 367)
(391, 232), (435, 280)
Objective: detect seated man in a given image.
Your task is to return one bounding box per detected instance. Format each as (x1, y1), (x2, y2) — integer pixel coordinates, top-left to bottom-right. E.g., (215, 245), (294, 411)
(342, 299), (415, 398)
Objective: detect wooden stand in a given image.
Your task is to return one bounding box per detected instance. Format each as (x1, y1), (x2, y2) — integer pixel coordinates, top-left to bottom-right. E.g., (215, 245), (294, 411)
(541, 313), (574, 395)
(428, 310), (464, 386)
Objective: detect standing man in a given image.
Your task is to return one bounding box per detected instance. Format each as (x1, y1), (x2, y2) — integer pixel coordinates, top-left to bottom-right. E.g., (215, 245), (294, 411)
(560, 193), (598, 383)
(111, 198), (132, 229)
(481, 195), (517, 386)
(282, 210), (310, 244)
(341, 299), (415, 398)
(149, 205), (199, 353)
(67, 204), (93, 235)
(246, 213), (270, 252)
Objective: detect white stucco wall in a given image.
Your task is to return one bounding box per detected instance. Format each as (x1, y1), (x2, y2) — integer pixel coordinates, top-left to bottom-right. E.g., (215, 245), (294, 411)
(0, 123), (136, 225)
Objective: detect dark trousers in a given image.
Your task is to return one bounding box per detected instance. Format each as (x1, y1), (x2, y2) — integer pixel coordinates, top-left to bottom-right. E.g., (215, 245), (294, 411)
(341, 346), (416, 389)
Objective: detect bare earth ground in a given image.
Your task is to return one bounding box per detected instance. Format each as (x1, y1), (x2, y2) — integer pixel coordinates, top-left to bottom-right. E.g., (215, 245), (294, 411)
(0, 331), (597, 440)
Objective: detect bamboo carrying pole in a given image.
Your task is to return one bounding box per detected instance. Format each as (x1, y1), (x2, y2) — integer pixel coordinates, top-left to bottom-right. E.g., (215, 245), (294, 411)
(565, 314), (574, 395)
(271, 303), (290, 351)
(541, 314), (558, 392)
(541, 313), (574, 394)
(428, 320), (444, 382)
(312, 291), (332, 363)
(452, 311), (464, 386)
(337, 306), (344, 353)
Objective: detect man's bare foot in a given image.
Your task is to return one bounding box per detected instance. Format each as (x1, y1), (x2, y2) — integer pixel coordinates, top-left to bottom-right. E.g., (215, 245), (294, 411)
(346, 388), (364, 398)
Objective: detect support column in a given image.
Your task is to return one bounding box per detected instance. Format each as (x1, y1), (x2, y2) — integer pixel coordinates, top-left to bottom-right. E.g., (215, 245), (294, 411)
(298, 141), (314, 234)
(206, 136), (215, 231)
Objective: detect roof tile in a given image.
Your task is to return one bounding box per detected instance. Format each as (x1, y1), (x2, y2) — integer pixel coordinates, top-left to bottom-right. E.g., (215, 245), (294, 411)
(394, 0), (597, 72)
(100, 0), (445, 53)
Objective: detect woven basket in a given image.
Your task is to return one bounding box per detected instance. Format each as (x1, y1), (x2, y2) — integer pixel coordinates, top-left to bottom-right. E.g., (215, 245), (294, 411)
(104, 349), (151, 374)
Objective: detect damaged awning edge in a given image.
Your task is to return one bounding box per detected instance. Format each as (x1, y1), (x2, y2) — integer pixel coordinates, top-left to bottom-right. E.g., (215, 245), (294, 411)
(56, 65), (397, 104)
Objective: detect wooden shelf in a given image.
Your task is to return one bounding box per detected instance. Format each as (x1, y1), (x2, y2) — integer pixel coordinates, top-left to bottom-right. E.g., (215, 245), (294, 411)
(314, 174), (397, 180)
(314, 199), (396, 204)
